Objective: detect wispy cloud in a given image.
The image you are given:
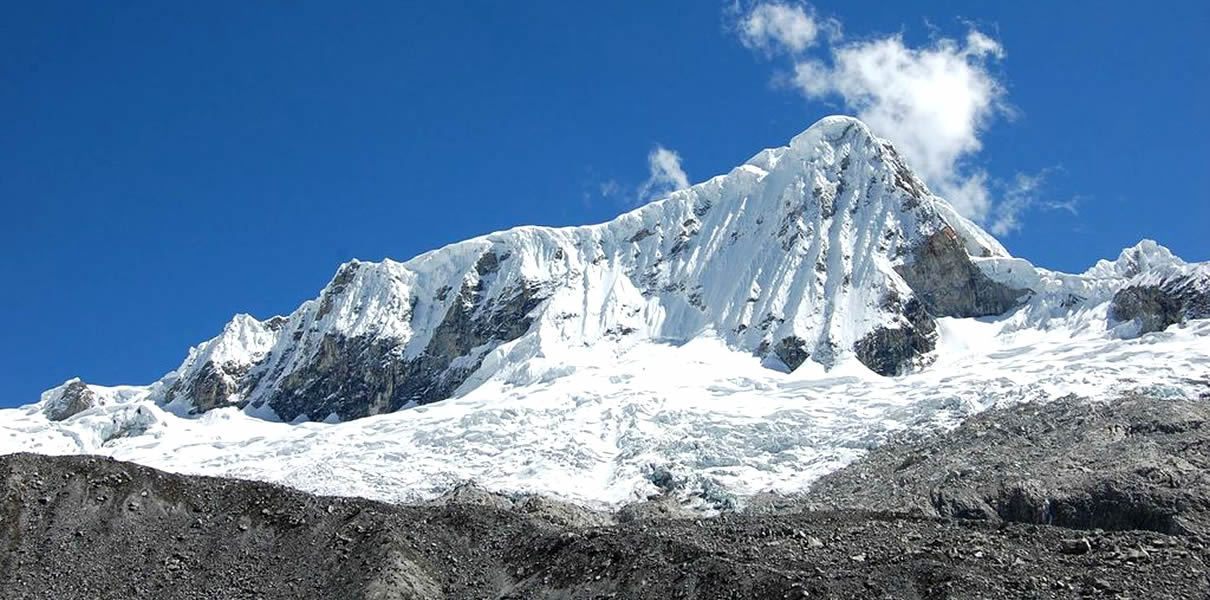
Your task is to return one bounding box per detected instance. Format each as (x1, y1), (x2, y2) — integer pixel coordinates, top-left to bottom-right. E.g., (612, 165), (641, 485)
(734, 3), (1056, 231)
(637, 145), (690, 204)
(1044, 196), (1080, 216)
(990, 171), (1045, 236)
(599, 179), (622, 200)
(989, 169), (1081, 236)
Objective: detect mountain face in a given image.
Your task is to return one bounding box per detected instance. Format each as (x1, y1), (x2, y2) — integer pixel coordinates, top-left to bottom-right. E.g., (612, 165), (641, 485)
(13, 116), (1210, 511)
(36, 117), (1206, 424)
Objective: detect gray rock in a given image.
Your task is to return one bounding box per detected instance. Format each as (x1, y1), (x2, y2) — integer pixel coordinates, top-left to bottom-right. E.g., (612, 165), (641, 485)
(2, 453), (1208, 599)
(895, 226), (1030, 318)
(616, 498), (697, 523)
(1060, 537), (1091, 555)
(315, 260), (361, 320)
(851, 223), (1030, 376)
(803, 391), (1210, 536)
(267, 253), (548, 421)
(427, 481), (517, 511)
(43, 379), (97, 421)
(169, 361), (249, 414)
(853, 297), (937, 376)
(773, 336), (811, 372)
(930, 486), (1000, 522)
(1110, 272), (1210, 334)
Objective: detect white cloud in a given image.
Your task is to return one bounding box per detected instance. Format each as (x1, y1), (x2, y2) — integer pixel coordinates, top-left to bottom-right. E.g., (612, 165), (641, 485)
(792, 30), (1007, 221)
(638, 145), (690, 203)
(738, 2), (826, 55)
(733, 5), (1088, 235)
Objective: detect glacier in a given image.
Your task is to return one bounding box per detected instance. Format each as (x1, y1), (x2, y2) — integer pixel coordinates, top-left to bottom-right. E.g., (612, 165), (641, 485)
(2, 115), (1207, 510)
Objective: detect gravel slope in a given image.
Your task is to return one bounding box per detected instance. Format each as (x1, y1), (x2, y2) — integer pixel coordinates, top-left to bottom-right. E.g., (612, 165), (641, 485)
(2, 391), (1208, 599)
(799, 390), (1210, 536)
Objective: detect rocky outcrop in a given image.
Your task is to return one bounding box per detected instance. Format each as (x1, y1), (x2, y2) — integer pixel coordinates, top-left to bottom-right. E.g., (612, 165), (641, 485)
(315, 261), (361, 320)
(154, 313), (282, 414)
(41, 379), (97, 421)
(168, 361), (249, 414)
(772, 336), (811, 371)
(1110, 271), (1210, 334)
(267, 257), (548, 422)
(802, 391), (1210, 536)
(846, 224), (1033, 375)
(270, 335), (402, 421)
(894, 226), (1030, 318)
(853, 297), (937, 376)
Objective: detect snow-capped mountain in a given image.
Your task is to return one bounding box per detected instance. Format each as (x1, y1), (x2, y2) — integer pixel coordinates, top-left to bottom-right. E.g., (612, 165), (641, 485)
(5, 116), (1208, 509)
(50, 117), (1028, 422)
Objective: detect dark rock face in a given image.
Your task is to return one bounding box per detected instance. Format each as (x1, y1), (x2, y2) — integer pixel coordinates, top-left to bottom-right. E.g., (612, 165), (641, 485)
(880, 142), (930, 204)
(803, 391), (1210, 537)
(854, 298), (938, 376)
(266, 256), (548, 422)
(773, 336), (810, 371)
(3, 452), (1206, 599)
(151, 251), (550, 422)
(1110, 273), (1210, 334)
(895, 227), (1029, 318)
(270, 335), (403, 421)
(42, 380), (97, 421)
(315, 261), (361, 320)
(845, 225), (1028, 376)
(170, 361), (249, 414)
(1112, 286), (1182, 334)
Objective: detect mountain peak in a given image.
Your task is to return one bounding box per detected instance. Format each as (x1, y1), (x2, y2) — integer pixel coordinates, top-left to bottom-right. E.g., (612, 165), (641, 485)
(789, 115), (875, 149)
(38, 116), (1185, 423)
(117, 116), (1045, 421)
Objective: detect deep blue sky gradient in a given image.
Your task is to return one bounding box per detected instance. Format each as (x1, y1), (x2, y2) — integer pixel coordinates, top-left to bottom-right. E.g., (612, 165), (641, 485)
(2, 1), (1207, 406)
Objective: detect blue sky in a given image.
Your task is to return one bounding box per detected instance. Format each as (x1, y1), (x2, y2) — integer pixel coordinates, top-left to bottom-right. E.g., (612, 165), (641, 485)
(1, 1), (1207, 407)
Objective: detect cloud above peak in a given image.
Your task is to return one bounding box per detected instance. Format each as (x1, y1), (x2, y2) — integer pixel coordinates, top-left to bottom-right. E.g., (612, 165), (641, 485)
(793, 30), (1007, 221)
(738, 2), (831, 55)
(736, 3), (1029, 229)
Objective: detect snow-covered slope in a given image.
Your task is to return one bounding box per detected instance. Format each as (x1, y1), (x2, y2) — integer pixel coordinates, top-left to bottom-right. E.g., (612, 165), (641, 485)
(3, 319), (1207, 509)
(3, 115), (1208, 510)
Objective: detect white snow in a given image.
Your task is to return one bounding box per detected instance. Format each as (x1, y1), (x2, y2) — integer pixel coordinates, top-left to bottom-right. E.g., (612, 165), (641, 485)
(3, 313), (1207, 510)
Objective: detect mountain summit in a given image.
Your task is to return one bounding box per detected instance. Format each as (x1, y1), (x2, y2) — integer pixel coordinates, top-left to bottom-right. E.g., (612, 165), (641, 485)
(38, 116), (1207, 423)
